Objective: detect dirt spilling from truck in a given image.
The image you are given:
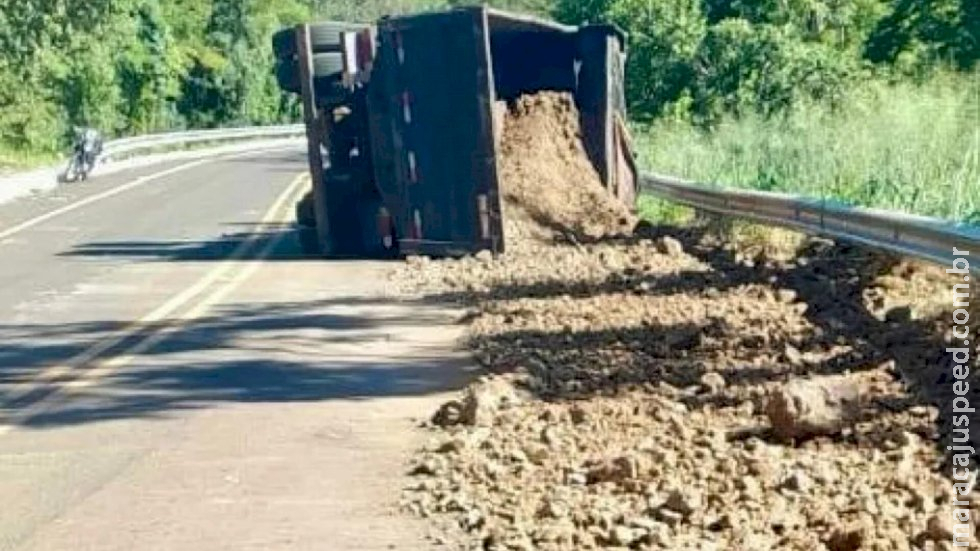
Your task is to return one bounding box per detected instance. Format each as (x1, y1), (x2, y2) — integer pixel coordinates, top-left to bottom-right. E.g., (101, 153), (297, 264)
(394, 92), (979, 549)
(496, 92), (635, 247)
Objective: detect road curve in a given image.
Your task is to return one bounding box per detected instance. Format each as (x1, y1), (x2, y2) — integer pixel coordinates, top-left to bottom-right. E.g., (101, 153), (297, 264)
(0, 149), (467, 550)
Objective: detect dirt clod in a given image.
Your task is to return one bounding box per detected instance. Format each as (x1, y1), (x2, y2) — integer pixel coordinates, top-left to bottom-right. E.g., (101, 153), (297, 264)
(924, 513), (955, 541)
(458, 376), (522, 427)
(766, 375), (861, 440)
(657, 236), (685, 256)
(699, 371), (726, 393)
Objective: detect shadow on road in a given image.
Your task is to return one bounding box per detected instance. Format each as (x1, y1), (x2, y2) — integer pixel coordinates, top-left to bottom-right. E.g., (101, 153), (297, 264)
(57, 225), (310, 262)
(226, 149), (309, 172)
(57, 223), (398, 263)
(0, 295), (475, 429)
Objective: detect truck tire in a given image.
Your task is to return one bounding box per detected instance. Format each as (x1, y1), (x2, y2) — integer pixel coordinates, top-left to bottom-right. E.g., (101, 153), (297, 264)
(272, 28), (298, 59)
(272, 22), (363, 58)
(275, 53), (348, 106)
(276, 53), (345, 88)
(311, 52), (345, 76)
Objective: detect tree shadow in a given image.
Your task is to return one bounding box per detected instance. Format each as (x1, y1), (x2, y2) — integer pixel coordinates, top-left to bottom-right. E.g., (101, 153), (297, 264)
(58, 218), (401, 262)
(56, 223), (316, 262)
(21, 356), (474, 429)
(0, 295), (477, 429)
(226, 149), (309, 167)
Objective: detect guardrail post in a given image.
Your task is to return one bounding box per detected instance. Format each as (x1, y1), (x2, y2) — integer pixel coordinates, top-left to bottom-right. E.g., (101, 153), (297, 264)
(297, 24), (332, 255)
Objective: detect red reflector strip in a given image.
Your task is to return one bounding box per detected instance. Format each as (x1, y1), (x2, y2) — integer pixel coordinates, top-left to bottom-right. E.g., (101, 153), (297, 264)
(357, 30), (375, 67)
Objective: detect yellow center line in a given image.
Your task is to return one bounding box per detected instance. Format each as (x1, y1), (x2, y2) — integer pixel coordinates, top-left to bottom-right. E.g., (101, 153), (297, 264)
(0, 172), (310, 435)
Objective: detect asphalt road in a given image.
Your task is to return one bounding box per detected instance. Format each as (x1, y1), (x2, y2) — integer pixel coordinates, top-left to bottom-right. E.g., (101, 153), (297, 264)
(0, 149), (468, 550)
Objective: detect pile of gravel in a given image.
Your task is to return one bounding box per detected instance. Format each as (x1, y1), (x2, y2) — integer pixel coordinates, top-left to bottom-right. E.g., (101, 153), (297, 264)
(394, 92), (979, 550)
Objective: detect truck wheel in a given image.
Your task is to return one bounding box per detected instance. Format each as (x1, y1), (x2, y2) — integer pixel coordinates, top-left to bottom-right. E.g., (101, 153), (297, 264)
(276, 53), (344, 86)
(272, 28), (298, 59)
(311, 52), (344, 76)
(275, 53), (348, 103)
(272, 22), (364, 58)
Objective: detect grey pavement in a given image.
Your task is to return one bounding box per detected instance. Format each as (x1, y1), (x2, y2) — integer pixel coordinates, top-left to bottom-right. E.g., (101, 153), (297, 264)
(0, 148), (470, 550)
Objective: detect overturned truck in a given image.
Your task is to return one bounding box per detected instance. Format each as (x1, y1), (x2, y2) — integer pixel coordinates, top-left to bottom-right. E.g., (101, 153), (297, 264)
(273, 7), (636, 257)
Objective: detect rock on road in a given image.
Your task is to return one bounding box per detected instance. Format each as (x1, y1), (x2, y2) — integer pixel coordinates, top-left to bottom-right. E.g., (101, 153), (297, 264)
(0, 148), (467, 550)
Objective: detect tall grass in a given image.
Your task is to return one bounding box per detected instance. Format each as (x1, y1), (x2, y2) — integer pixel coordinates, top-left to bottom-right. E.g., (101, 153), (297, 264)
(633, 73), (980, 224)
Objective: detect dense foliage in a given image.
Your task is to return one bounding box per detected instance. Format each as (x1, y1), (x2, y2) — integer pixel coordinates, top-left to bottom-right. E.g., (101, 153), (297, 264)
(0, 0), (552, 163)
(0, 0), (315, 160)
(553, 0), (978, 123)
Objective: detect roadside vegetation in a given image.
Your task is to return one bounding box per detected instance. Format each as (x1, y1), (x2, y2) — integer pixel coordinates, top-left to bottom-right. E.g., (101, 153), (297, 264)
(1, 0), (977, 221)
(635, 76), (980, 222)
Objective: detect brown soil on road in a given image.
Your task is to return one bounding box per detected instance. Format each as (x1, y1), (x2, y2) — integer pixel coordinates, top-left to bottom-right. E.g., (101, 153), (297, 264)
(394, 92), (980, 549)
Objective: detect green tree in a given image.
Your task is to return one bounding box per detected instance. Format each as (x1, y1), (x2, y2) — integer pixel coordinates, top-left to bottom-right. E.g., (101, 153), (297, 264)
(2, 0), (978, 164)
(116, 2), (183, 133)
(691, 19), (857, 125)
(607, 0), (707, 117)
(864, 0), (977, 70)
(552, 0), (613, 24)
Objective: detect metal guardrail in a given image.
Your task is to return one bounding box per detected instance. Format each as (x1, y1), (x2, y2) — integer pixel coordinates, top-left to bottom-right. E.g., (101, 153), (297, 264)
(99, 124), (305, 161)
(641, 172), (980, 274)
